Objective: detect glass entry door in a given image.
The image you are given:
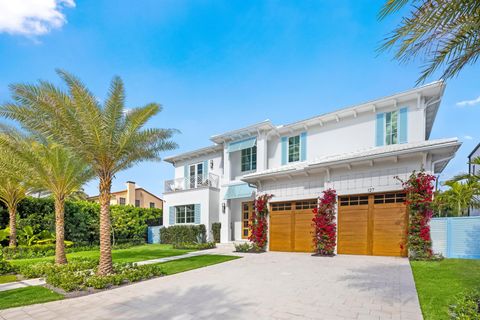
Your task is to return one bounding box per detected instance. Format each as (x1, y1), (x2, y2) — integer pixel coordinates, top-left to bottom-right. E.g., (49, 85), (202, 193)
(189, 163), (203, 188)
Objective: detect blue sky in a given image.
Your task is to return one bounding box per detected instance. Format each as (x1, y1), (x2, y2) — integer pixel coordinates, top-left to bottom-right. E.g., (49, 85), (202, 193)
(0, 0), (479, 197)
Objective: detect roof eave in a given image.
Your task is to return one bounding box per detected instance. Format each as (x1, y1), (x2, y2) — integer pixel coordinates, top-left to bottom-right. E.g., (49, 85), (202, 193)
(242, 139), (461, 182)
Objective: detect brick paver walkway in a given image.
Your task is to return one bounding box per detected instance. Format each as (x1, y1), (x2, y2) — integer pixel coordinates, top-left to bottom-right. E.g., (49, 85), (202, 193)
(0, 249), (422, 320)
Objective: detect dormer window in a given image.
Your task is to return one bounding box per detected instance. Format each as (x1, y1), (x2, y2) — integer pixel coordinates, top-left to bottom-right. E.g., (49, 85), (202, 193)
(376, 107), (408, 147)
(385, 111), (398, 145)
(288, 135), (300, 162)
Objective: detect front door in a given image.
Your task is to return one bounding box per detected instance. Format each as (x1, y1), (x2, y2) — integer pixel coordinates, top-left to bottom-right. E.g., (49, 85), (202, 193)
(242, 202), (254, 239)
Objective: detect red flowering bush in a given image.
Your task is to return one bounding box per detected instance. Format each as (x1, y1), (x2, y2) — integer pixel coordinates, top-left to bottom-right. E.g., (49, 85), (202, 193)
(312, 189), (337, 256)
(249, 194), (273, 251)
(398, 170), (438, 260)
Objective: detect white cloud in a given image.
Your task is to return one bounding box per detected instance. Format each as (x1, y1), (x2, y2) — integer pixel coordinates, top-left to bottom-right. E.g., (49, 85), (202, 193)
(456, 96), (480, 107)
(464, 135), (473, 140)
(0, 0), (75, 36)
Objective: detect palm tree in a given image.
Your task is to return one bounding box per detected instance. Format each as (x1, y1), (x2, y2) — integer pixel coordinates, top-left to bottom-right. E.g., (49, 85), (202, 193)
(0, 145), (30, 247)
(0, 70), (178, 274)
(379, 0), (480, 84)
(0, 132), (93, 264)
(437, 180), (480, 216)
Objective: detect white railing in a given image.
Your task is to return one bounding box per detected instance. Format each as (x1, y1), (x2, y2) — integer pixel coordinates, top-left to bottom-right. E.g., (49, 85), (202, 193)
(164, 173), (220, 193)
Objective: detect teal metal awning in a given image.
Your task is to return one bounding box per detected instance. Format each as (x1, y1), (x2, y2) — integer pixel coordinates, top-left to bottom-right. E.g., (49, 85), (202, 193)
(227, 137), (256, 153)
(224, 183), (256, 200)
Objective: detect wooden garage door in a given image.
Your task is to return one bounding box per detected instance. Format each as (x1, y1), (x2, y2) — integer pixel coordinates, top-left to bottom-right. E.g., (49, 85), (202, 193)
(269, 200), (317, 252)
(337, 193), (408, 257)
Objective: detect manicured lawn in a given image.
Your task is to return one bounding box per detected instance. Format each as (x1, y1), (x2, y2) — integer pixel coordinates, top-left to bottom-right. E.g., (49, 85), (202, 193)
(10, 244), (192, 267)
(158, 254), (240, 275)
(0, 274), (17, 284)
(0, 286), (63, 310)
(411, 259), (480, 320)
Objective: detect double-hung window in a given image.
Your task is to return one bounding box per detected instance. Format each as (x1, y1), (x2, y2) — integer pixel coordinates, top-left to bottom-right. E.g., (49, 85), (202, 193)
(175, 205), (195, 224)
(241, 146), (257, 172)
(288, 135), (300, 163)
(119, 197), (126, 205)
(385, 111), (398, 145)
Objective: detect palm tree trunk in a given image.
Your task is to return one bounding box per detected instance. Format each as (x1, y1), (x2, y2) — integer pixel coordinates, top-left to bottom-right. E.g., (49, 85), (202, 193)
(98, 175), (113, 275)
(8, 205), (16, 248)
(54, 196), (67, 265)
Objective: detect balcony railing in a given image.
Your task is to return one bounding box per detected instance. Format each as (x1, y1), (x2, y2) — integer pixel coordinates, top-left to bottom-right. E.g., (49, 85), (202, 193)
(164, 173), (220, 193)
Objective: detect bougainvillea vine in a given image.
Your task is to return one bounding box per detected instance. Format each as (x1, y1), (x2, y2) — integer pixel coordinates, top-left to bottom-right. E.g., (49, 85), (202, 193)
(249, 193), (273, 251)
(312, 188), (337, 256)
(397, 170), (437, 260)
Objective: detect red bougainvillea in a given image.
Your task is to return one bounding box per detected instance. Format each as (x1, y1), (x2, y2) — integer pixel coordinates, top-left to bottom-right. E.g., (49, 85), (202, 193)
(249, 194), (273, 251)
(312, 189), (337, 256)
(398, 170), (437, 260)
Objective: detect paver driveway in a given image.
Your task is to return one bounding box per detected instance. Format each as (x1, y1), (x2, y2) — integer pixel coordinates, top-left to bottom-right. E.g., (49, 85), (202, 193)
(0, 250), (422, 320)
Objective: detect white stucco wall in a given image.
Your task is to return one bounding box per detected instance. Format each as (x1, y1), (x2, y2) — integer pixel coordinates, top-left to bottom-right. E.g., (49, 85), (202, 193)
(163, 187), (220, 241)
(267, 101), (424, 169)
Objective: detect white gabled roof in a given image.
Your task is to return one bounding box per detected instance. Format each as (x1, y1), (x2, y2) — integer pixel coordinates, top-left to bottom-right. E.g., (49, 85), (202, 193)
(242, 138), (461, 182)
(163, 144), (223, 164)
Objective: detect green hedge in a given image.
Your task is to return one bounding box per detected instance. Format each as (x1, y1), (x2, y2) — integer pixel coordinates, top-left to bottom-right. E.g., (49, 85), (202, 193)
(2, 240), (144, 260)
(160, 225), (206, 244)
(0, 197), (162, 245)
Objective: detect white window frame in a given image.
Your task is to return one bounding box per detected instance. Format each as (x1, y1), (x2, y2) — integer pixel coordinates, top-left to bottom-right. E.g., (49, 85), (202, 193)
(384, 110), (398, 145)
(175, 205), (195, 224)
(241, 146), (257, 172)
(288, 134), (301, 163)
(188, 162), (204, 188)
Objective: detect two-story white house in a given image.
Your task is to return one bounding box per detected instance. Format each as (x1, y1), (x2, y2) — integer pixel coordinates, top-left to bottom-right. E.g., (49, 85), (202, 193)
(163, 81), (461, 257)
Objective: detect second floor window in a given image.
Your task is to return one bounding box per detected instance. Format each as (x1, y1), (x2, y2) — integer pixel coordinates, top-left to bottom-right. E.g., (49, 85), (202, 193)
(176, 205), (195, 224)
(288, 135), (300, 162)
(385, 111), (398, 145)
(119, 197), (126, 205)
(135, 200), (140, 207)
(241, 146), (257, 172)
(150, 202), (155, 208)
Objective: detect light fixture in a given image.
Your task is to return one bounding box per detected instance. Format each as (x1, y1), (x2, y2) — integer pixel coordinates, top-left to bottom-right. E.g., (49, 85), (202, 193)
(222, 202), (226, 213)
(210, 160), (214, 169)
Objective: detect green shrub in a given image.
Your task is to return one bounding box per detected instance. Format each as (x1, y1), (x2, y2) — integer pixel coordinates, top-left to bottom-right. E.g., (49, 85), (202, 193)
(2, 238), (144, 260)
(450, 290), (480, 319)
(0, 259), (12, 275)
(234, 242), (263, 253)
(212, 223), (221, 243)
(0, 197), (162, 245)
(160, 225), (206, 244)
(15, 258), (163, 292)
(234, 242), (252, 252)
(172, 242), (216, 250)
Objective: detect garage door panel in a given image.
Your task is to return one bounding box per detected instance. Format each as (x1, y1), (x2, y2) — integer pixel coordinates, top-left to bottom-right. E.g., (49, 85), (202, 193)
(338, 193), (407, 257)
(270, 213), (292, 252)
(294, 211), (314, 252)
(338, 203), (368, 255)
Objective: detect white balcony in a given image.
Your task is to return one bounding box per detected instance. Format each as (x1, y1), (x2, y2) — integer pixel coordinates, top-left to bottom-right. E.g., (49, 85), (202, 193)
(164, 173), (220, 193)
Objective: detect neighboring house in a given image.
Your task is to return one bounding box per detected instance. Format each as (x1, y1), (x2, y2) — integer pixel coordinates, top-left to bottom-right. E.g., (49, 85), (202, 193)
(469, 143), (480, 216)
(163, 81), (460, 256)
(88, 181), (163, 210)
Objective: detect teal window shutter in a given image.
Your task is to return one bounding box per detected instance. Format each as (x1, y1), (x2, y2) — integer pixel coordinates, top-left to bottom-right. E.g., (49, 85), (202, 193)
(169, 207), (175, 225)
(194, 204), (201, 224)
(281, 137), (288, 165)
(300, 132), (307, 161)
(203, 160), (208, 176)
(375, 113), (385, 146)
(399, 107), (408, 143)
